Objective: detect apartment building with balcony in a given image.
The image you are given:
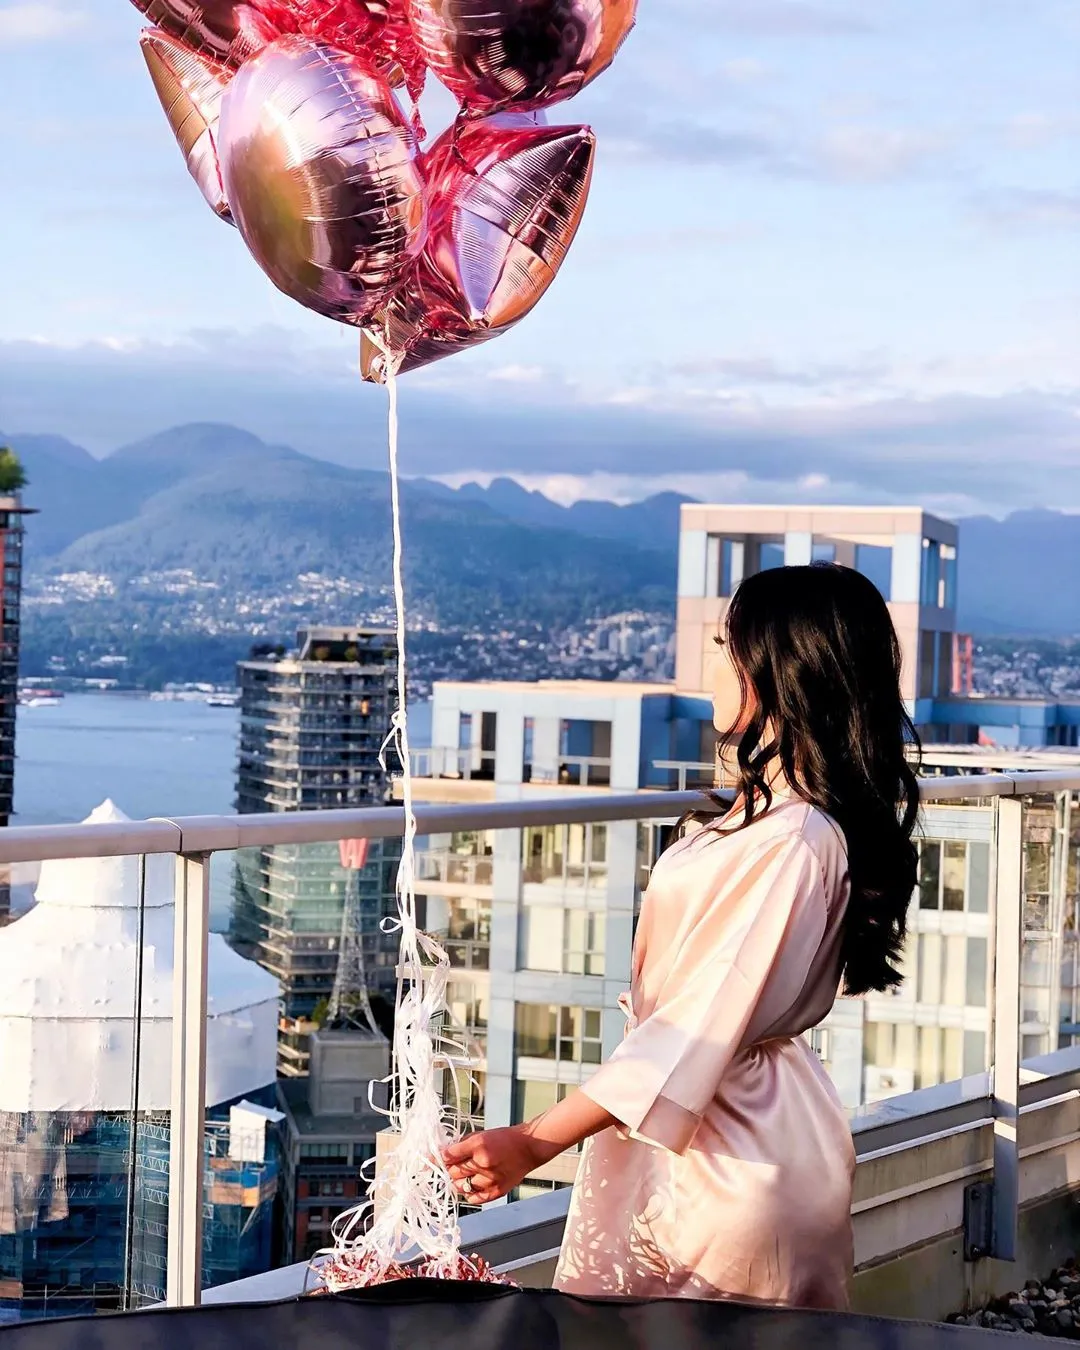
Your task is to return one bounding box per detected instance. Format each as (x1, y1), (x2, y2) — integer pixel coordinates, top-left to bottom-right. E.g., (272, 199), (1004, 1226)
(411, 680), (673, 1174)
(409, 502), (1080, 1125)
(677, 503), (1080, 749)
(230, 628), (402, 1077)
(675, 505), (960, 727)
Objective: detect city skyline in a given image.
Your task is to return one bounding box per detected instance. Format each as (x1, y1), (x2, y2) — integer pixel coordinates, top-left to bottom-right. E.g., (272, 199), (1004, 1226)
(0, 2), (1076, 516)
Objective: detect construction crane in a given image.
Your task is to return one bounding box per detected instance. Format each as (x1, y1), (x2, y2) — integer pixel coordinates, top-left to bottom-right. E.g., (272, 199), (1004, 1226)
(327, 838), (381, 1036)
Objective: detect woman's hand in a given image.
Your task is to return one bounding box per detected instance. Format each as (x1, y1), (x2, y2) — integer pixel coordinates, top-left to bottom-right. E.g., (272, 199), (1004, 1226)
(442, 1093), (620, 1206)
(442, 1125), (554, 1205)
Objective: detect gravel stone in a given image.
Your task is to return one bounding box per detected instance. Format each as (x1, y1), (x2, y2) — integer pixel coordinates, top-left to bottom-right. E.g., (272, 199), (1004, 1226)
(951, 1257), (1080, 1336)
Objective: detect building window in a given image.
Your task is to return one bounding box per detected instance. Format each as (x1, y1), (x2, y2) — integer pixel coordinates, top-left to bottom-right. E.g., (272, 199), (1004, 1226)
(936, 632), (954, 697)
(916, 932), (971, 1006)
(557, 722), (611, 787)
(563, 909), (606, 976)
(806, 1027), (831, 1063)
(442, 896), (491, 970)
(446, 979), (489, 1038)
(442, 1064), (485, 1131)
(514, 1004), (603, 1064)
(524, 824), (608, 887)
(864, 1020), (965, 1091)
(854, 544), (892, 601)
(707, 537), (746, 598)
(299, 1143), (350, 1164)
(917, 630), (937, 699)
(917, 840), (990, 913)
(520, 907), (606, 976)
(921, 540), (940, 607)
(941, 544), (957, 610)
(512, 1079), (570, 1125)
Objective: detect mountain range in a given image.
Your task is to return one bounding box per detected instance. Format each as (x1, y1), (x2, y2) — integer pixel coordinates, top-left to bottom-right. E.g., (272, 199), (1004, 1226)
(1, 424), (683, 626)
(2, 422), (1078, 635)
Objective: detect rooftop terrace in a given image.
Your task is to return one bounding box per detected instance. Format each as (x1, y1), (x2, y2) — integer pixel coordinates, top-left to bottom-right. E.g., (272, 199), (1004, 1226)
(0, 772), (1079, 1327)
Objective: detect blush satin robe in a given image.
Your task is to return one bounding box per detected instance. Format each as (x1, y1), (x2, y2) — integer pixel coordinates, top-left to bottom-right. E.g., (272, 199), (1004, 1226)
(554, 794), (855, 1309)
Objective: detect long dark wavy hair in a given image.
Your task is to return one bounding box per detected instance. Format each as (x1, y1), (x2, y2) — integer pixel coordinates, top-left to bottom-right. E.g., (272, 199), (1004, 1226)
(707, 563), (921, 996)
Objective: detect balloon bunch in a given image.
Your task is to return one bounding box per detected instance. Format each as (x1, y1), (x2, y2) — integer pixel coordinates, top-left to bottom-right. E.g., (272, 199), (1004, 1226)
(131, 0), (636, 378)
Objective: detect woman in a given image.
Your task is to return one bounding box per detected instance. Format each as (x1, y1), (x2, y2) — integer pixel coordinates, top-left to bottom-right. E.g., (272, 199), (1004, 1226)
(443, 564), (921, 1309)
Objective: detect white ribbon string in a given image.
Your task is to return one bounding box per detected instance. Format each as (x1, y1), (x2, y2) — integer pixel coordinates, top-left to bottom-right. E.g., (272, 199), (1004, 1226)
(312, 332), (470, 1289)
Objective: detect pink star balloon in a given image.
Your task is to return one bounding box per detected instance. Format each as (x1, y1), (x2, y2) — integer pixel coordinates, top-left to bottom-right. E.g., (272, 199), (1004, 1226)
(140, 27), (234, 220)
(128, 0), (428, 102)
(217, 37), (428, 326)
(406, 0), (637, 114)
(362, 114), (595, 380)
(129, 0), (277, 65)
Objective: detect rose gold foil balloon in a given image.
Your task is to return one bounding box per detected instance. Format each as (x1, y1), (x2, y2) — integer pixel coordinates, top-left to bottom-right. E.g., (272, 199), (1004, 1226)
(254, 0), (428, 105)
(129, 0), (278, 65)
(407, 0), (636, 114)
(362, 115), (595, 380)
(141, 28), (234, 221)
(218, 37), (428, 326)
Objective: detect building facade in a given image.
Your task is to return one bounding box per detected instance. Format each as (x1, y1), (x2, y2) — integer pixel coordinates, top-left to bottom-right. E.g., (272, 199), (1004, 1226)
(231, 628), (403, 1077)
(675, 505), (960, 728)
(0, 493), (30, 830)
(276, 1030), (389, 1263)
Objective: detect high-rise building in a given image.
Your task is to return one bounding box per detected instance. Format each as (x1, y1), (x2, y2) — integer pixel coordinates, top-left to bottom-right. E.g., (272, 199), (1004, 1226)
(0, 488), (30, 831)
(231, 628), (403, 1077)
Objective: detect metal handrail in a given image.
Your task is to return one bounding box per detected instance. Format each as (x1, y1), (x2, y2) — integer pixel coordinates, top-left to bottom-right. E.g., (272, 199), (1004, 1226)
(3, 772), (1080, 866)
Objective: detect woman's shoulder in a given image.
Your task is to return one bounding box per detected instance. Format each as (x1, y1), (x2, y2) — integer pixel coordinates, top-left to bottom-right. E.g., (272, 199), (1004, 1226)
(680, 796), (847, 873)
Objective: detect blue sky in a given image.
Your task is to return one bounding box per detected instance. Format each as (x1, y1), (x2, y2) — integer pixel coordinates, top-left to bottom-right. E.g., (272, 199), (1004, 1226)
(1, 0), (1077, 514)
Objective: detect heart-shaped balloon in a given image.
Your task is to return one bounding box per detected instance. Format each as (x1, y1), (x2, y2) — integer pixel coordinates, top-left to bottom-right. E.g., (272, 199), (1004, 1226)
(407, 0), (637, 114)
(218, 37), (428, 326)
(129, 0), (277, 65)
(141, 28), (234, 220)
(362, 115), (595, 379)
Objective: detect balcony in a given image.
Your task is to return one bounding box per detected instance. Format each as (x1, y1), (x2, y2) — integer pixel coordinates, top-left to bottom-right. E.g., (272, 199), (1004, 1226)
(416, 850), (495, 889)
(2, 771), (1080, 1327)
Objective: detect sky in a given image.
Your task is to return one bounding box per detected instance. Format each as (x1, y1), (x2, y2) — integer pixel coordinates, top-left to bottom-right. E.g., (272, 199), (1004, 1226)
(1, 0), (1078, 515)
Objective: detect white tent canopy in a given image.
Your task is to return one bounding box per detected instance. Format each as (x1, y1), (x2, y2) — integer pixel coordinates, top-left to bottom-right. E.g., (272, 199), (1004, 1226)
(0, 801), (280, 1113)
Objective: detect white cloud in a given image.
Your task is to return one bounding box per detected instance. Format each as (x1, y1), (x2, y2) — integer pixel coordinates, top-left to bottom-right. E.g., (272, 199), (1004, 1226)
(0, 2), (85, 43)
(425, 467), (989, 520)
(486, 364), (547, 384)
(720, 57), (770, 84)
(974, 187), (1080, 231)
(817, 125), (946, 183)
(1001, 111), (1076, 150)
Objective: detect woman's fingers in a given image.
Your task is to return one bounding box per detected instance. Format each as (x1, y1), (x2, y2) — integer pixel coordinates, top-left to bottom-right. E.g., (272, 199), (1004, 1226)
(442, 1136), (475, 1166)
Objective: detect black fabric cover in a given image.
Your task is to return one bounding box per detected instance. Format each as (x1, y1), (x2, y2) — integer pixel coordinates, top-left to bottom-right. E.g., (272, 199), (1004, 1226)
(0, 1281), (1010, 1349)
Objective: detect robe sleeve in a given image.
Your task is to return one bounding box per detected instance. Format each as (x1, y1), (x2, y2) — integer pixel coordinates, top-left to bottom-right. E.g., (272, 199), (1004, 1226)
(581, 831), (829, 1156)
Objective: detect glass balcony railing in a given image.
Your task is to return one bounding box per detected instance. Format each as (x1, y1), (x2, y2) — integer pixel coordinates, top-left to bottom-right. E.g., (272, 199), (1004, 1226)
(3, 770), (1080, 1321)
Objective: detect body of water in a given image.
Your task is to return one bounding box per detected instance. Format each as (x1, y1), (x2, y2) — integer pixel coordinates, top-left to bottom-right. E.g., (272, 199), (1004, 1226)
(12, 694), (240, 927)
(14, 694), (239, 826)
(9, 692), (431, 930)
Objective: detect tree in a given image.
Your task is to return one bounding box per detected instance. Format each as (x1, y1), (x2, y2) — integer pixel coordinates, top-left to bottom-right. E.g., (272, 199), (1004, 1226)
(0, 448), (27, 494)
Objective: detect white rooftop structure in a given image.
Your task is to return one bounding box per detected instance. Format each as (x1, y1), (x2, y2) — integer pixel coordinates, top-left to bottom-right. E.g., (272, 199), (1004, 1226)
(0, 800), (279, 1114)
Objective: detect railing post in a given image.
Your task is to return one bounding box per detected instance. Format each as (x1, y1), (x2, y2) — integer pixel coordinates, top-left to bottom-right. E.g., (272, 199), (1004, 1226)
(167, 852), (211, 1306)
(990, 795), (1023, 1261)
